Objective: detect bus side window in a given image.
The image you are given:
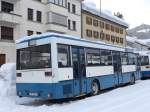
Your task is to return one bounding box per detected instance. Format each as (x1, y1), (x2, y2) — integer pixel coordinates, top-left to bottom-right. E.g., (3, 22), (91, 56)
(100, 50), (112, 66)
(86, 48), (100, 66)
(121, 52), (128, 65)
(58, 44), (71, 68)
(128, 53), (136, 65)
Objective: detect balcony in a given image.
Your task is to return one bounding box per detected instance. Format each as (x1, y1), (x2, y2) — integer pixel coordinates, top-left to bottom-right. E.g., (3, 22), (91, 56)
(46, 23), (68, 34)
(46, 3), (68, 16)
(0, 11), (21, 25)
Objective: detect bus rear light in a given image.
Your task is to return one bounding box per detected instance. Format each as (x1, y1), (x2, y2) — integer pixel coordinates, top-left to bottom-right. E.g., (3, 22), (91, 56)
(17, 73), (22, 77)
(45, 72), (52, 77)
(48, 93), (52, 98)
(146, 66), (150, 68)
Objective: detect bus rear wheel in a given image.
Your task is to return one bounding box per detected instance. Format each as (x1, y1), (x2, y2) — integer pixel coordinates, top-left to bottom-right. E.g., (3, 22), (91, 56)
(91, 81), (100, 95)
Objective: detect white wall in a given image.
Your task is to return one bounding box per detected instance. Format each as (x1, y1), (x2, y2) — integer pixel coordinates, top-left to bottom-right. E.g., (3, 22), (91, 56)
(0, 0), (82, 63)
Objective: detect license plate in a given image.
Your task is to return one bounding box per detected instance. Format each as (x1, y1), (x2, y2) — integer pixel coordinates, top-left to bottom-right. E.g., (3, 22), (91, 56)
(29, 92), (39, 96)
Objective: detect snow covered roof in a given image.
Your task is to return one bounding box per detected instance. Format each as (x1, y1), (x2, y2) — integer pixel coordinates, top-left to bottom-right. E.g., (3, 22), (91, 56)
(82, 1), (129, 28)
(138, 51), (150, 56)
(126, 36), (150, 47)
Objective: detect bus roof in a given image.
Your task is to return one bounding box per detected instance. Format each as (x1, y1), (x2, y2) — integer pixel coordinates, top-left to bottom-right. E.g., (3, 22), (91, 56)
(16, 33), (126, 51)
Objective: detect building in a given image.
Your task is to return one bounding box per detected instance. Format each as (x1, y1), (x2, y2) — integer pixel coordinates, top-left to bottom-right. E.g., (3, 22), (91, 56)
(0, 0), (83, 65)
(81, 2), (129, 47)
(126, 36), (150, 51)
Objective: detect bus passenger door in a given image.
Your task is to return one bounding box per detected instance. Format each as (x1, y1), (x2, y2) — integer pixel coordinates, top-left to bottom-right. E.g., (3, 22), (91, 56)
(72, 46), (87, 96)
(112, 52), (123, 85)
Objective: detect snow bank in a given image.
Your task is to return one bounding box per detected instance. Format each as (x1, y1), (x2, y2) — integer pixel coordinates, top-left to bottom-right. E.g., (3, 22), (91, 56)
(0, 63), (16, 96)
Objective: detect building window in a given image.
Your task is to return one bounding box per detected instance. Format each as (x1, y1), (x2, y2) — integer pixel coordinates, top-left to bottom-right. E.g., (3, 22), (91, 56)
(120, 28), (123, 34)
(58, 44), (71, 67)
(49, 12), (67, 26)
(116, 37), (119, 43)
(28, 8), (34, 21)
(93, 31), (99, 39)
(27, 30), (34, 36)
(86, 29), (92, 37)
(1, 26), (13, 40)
(93, 19), (98, 27)
(111, 25), (115, 32)
(72, 4), (76, 14)
(120, 38), (124, 44)
(72, 21), (76, 31)
(111, 36), (115, 43)
(86, 16), (92, 25)
(105, 23), (110, 30)
(100, 21), (104, 28)
(68, 19), (71, 29)
(1, 1), (14, 13)
(106, 34), (110, 41)
(68, 2), (70, 12)
(37, 32), (42, 34)
(36, 11), (42, 22)
(48, 0), (67, 7)
(100, 32), (105, 40)
(115, 27), (120, 33)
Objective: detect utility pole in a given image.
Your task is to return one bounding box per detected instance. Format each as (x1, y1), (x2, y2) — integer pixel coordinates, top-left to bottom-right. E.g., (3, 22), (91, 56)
(100, 0), (101, 15)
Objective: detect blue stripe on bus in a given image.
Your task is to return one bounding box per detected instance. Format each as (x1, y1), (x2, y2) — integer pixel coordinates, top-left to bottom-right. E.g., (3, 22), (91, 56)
(141, 71), (150, 78)
(17, 34), (124, 49)
(16, 72), (137, 100)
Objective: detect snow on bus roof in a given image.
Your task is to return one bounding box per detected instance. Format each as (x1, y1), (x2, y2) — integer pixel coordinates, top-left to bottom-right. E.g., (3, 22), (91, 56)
(82, 1), (129, 28)
(16, 32), (81, 44)
(16, 32), (125, 50)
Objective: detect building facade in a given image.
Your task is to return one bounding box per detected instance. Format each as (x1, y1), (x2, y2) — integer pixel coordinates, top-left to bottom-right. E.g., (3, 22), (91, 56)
(0, 0), (83, 64)
(82, 3), (128, 47)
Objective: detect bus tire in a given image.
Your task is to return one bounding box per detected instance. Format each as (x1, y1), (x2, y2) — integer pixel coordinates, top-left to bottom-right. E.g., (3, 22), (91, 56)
(130, 75), (135, 85)
(91, 80), (100, 96)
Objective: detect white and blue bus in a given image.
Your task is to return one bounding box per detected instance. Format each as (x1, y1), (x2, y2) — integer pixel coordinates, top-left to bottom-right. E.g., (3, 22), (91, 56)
(140, 53), (150, 79)
(16, 33), (140, 99)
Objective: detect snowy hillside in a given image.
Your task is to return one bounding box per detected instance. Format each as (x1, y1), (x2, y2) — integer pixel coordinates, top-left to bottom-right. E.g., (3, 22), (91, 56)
(0, 64), (150, 112)
(128, 24), (150, 39)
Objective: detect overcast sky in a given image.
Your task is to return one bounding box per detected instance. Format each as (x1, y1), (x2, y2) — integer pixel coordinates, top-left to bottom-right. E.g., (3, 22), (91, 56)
(88, 0), (150, 29)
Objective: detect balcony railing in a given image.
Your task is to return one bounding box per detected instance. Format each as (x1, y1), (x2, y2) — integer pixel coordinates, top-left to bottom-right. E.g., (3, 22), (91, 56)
(0, 11), (22, 25)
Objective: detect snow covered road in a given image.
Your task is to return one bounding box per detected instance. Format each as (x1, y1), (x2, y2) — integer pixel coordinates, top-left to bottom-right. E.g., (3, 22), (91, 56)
(0, 64), (150, 112)
(1, 80), (150, 112)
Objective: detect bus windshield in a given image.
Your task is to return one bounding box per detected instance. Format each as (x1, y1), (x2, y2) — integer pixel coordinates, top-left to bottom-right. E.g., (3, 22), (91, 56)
(141, 56), (149, 66)
(17, 44), (51, 70)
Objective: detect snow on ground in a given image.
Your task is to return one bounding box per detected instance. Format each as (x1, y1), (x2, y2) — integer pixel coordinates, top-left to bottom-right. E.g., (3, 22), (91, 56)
(0, 64), (150, 112)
